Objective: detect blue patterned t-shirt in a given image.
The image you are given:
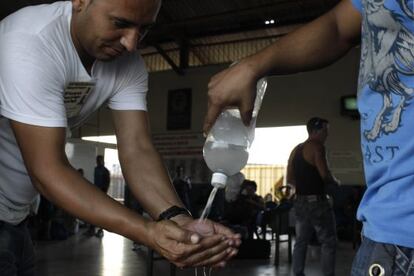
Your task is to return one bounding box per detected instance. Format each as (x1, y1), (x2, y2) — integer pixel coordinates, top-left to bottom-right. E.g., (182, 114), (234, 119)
(351, 0), (414, 247)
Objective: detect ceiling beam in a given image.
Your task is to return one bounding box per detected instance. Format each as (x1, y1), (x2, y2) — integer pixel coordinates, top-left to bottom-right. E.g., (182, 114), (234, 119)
(179, 40), (189, 70)
(142, 33), (290, 57)
(153, 44), (184, 75)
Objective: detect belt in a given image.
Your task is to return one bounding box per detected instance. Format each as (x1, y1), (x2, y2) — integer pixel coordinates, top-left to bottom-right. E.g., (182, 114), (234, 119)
(296, 194), (328, 202)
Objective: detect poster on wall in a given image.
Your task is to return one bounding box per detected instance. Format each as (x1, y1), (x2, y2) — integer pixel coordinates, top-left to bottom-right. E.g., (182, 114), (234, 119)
(167, 88), (192, 130)
(152, 132), (210, 183)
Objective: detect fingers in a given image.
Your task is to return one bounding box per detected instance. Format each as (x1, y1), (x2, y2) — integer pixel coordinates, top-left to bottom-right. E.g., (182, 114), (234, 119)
(204, 70), (232, 135)
(208, 221), (242, 247)
(178, 235), (235, 268)
(150, 220), (242, 269)
(204, 64), (257, 133)
(191, 246), (237, 268)
(203, 92), (253, 134)
(191, 220), (242, 249)
(182, 221), (241, 268)
(239, 89), (256, 126)
(148, 221), (200, 263)
(203, 100), (222, 135)
(240, 107), (253, 126)
(192, 238), (240, 268)
(210, 221), (237, 237)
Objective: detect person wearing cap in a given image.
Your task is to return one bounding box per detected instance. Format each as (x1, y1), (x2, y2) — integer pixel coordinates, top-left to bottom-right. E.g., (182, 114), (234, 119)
(287, 117), (339, 276)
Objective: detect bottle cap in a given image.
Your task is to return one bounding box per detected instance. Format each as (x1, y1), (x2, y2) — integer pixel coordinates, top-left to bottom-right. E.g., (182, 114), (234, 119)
(211, 172), (228, 189)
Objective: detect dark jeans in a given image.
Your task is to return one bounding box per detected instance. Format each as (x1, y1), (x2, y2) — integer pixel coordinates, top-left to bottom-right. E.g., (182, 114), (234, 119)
(352, 236), (414, 276)
(293, 197), (337, 276)
(0, 220), (35, 276)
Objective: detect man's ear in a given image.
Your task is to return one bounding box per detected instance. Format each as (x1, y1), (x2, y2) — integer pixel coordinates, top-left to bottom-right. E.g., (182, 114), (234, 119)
(72, 0), (89, 12)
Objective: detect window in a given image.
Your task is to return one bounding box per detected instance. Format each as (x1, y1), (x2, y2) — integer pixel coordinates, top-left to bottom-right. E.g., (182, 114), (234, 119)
(241, 126), (307, 196)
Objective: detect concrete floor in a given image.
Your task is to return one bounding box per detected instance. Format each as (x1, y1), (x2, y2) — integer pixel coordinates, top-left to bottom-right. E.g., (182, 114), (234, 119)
(34, 230), (357, 276)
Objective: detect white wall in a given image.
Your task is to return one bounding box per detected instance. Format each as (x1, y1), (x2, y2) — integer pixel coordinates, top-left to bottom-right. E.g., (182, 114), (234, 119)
(76, 47), (365, 185)
(65, 140), (97, 183)
(65, 139), (114, 183)
(146, 48), (361, 138)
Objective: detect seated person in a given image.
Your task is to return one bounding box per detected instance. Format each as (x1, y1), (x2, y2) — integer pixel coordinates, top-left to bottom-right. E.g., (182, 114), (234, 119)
(264, 193), (278, 210)
(224, 180), (265, 239)
(172, 166), (192, 214)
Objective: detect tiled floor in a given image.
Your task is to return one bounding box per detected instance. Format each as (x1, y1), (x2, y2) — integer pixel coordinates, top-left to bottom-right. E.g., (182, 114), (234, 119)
(34, 230), (357, 276)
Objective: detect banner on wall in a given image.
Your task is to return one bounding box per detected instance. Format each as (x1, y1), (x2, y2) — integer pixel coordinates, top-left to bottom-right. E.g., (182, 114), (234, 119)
(152, 132), (204, 158)
(152, 132), (210, 183)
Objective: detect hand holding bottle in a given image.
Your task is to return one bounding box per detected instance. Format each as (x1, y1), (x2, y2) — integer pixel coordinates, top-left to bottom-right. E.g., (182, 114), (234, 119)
(204, 60), (260, 134)
(203, 74), (267, 188)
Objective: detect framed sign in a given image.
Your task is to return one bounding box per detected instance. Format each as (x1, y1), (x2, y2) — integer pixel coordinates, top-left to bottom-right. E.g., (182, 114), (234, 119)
(167, 88), (192, 130)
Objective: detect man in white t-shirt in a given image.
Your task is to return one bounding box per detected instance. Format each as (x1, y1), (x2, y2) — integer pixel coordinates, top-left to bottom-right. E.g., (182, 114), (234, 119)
(0, 0), (240, 274)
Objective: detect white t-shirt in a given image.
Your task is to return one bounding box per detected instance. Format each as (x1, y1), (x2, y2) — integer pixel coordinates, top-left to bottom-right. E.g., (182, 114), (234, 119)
(0, 1), (148, 224)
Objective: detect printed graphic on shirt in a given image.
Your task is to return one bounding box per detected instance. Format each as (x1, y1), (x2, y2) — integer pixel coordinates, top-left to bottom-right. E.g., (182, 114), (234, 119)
(358, 0), (414, 142)
(363, 144), (400, 164)
(64, 82), (95, 118)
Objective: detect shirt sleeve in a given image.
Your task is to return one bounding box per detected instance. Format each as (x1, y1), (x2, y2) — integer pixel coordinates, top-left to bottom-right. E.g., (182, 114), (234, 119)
(0, 32), (67, 127)
(350, 0), (362, 13)
(107, 52), (148, 111)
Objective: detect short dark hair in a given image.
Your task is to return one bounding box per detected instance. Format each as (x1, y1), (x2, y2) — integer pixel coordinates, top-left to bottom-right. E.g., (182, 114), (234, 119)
(306, 117), (328, 134)
(175, 166), (184, 174)
(242, 180), (257, 190)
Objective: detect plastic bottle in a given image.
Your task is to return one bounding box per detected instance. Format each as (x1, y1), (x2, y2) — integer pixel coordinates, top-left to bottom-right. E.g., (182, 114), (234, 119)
(203, 77), (267, 188)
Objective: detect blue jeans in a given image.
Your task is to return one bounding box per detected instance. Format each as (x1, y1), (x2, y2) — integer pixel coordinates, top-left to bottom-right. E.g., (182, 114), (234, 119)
(352, 236), (414, 276)
(0, 220), (35, 276)
(293, 197), (337, 276)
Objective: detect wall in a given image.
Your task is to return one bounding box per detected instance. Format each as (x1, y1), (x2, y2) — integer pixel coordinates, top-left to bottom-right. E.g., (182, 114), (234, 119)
(77, 47), (365, 185)
(65, 140), (97, 183)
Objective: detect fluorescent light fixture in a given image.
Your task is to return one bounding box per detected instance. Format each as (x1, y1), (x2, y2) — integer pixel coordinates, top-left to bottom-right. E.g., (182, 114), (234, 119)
(82, 135), (117, 144)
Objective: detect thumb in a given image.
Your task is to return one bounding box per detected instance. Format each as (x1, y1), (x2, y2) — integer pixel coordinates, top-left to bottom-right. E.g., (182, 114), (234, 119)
(190, 233), (201, 244)
(239, 104), (253, 126)
(180, 230), (200, 245)
(203, 102), (222, 136)
(239, 89), (256, 126)
(166, 221), (201, 245)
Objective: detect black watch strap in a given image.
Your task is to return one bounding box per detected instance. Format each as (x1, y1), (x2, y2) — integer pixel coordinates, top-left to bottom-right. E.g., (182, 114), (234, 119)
(157, 206), (192, 221)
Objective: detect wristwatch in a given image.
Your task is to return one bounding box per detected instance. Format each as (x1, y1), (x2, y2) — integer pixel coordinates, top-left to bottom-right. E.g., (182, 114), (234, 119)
(157, 206), (192, 221)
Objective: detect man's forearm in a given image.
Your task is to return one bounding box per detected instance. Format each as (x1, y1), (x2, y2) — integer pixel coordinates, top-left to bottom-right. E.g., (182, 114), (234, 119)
(120, 145), (185, 220)
(244, 0), (361, 78)
(32, 163), (151, 244)
(111, 110), (186, 220)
